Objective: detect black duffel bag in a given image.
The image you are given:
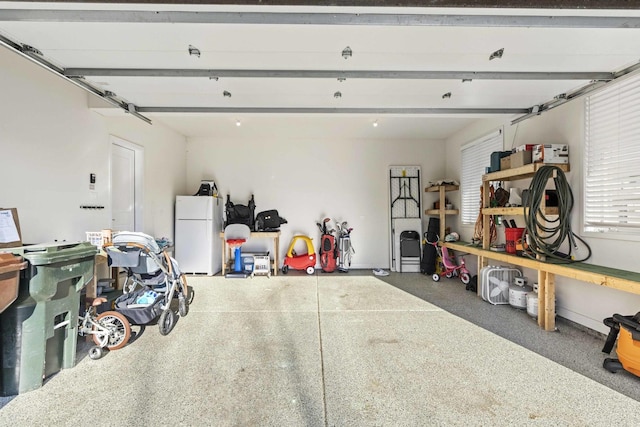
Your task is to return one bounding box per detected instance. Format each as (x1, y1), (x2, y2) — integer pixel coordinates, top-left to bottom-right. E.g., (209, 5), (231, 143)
(255, 210), (287, 231)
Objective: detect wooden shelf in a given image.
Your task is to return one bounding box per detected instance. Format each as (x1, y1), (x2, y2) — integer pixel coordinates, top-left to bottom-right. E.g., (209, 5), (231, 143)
(425, 209), (459, 215)
(424, 184), (459, 239)
(483, 163), (570, 182)
(476, 162), (578, 331)
(425, 184), (459, 193)
(482, 207), (559, 216)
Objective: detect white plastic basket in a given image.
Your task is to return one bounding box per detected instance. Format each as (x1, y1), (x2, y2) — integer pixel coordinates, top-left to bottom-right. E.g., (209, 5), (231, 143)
(86, 232), (103, 247)
(86, 230), (113, 248)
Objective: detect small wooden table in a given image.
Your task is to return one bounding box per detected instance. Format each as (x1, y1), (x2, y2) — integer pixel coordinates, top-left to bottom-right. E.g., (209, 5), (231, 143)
(220, 231), (280, 276)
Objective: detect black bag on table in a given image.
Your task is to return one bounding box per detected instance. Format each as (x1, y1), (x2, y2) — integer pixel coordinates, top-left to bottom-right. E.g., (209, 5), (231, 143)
(255, 210), (287, 231)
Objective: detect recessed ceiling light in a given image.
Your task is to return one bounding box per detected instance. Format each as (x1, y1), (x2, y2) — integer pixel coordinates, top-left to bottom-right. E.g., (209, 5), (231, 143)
(442, 92), (452, 99)
(223, 90), (232, 98)
(334, 91), (342, 98)
(342, 46), (352, 59)
(373, 120), (379, 128)
(188, 45), (201, 57)
(236, 120), (241, 127)
(489, 48), (504, 60)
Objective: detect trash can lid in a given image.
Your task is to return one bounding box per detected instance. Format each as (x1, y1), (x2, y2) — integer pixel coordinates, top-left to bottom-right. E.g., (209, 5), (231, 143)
(2, 241), (97, 265)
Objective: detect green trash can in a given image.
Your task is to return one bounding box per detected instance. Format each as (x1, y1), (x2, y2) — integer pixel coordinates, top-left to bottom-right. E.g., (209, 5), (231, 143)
(0, 242), (96, 396)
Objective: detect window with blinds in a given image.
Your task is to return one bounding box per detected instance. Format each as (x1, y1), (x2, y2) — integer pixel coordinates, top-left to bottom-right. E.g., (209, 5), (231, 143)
(460, 129), (503, 225)
(584, 73), (640, 234)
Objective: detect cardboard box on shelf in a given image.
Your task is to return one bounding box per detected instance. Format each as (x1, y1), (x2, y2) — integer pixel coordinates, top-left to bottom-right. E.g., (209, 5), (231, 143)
(0, 208), (22, 248)
(533, 144), (569, 164)
(515, 144), (536, 152)
(510, 150), (533, 168)
(490, 151), (512, 172)
(500, 155), (511, 171)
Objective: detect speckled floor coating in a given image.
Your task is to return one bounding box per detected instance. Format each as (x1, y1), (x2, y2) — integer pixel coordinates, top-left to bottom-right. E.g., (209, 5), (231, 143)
(1, 274), (639, 426)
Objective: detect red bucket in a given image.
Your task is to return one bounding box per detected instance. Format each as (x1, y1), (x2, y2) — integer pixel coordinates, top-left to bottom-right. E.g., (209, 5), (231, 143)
(505, 228), (525, 254)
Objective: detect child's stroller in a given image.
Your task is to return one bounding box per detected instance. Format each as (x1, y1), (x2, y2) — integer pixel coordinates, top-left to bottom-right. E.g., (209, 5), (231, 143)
(104, 232), (189, 336)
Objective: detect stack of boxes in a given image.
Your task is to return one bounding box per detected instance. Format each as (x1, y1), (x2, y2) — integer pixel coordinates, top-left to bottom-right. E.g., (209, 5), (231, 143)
(492, 144), (569, 172)
(532, 144), (569, 164)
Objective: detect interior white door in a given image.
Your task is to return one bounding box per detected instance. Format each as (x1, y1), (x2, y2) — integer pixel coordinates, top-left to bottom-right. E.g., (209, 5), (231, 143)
(111, 144), (136, 232)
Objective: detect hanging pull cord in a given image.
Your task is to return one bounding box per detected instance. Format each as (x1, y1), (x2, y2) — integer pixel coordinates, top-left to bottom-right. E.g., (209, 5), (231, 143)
(524, 165), (591, 263)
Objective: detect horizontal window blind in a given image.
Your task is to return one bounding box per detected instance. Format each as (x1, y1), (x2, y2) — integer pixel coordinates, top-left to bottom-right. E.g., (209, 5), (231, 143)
(585, 73), (640, 234)
(460, 130), (503, 225)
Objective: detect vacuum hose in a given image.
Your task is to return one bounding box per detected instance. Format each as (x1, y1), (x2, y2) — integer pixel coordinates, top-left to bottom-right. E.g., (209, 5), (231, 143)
(524, 165), (591, 263)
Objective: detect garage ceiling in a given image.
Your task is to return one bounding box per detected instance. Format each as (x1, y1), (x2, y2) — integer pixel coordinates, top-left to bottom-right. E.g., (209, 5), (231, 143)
(1, 2), (640, 140)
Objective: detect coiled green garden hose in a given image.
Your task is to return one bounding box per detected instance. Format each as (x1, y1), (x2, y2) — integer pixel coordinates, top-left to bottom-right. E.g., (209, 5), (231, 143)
(524, 165), (591, 263)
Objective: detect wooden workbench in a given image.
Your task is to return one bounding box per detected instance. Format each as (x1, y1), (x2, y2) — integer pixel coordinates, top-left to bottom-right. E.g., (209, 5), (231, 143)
(444, 241), (640, 331)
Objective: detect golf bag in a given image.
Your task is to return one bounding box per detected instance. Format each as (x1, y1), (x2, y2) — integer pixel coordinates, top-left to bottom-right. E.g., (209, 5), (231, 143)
(421, 219), (439, 275)
(337, 234), (353, 272)
(420, 232), (438, 275)
(320, 234), (337, 273)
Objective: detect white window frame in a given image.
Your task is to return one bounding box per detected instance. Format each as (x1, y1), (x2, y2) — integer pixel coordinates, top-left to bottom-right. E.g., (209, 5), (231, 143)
(460, 129), (504, 225)
(584, 73), (640, 237)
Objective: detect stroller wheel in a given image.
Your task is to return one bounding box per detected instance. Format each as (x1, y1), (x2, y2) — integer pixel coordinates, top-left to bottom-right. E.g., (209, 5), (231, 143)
(179, 274), (189, 302)
(88, 346), (104, 360)
(179, 297), (189, 317)
(158, 309), (176, 336)
(432, 273), (440, 282)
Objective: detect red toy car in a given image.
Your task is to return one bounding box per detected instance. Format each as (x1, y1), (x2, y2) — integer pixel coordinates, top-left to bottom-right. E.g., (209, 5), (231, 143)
(282, 235), (316, 275)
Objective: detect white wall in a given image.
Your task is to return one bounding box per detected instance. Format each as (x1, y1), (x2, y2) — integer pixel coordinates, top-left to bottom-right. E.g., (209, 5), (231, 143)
(445, 101), (640, 334)
(0, 47), (187, 244)
(187, 135), (445, 269)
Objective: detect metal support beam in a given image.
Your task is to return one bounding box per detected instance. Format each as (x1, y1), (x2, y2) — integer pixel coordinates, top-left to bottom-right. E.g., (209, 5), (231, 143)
(0, 34), (152, 125)
(1, 9), (639, 29)
(64, 68), (613, 81)
(511, 61), (640, 125)
(138, 107), (529, 114)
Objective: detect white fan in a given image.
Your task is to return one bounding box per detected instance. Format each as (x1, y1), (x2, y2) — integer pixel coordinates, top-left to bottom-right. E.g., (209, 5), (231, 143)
(489, 276), (510, 299)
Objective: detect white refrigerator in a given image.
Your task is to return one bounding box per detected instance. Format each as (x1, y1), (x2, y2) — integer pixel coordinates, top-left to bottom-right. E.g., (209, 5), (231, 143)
(175, 196), (223, 275)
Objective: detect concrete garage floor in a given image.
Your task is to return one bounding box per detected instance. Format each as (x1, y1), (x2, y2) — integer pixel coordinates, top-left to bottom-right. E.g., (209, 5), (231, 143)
(1, 272), (639, 426)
